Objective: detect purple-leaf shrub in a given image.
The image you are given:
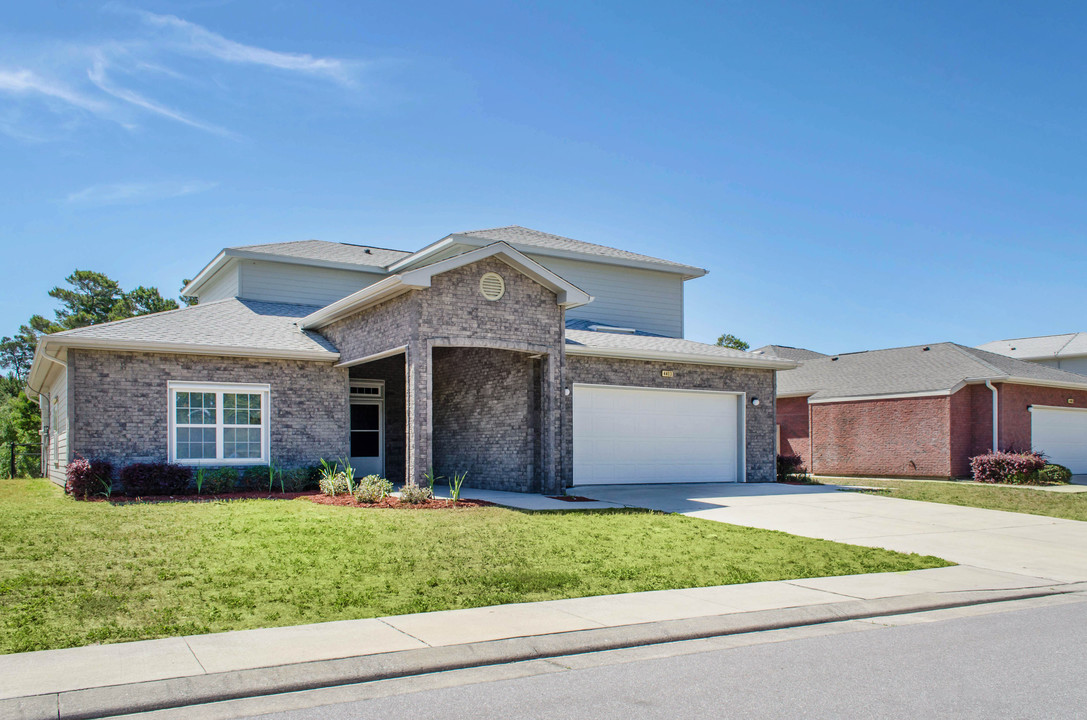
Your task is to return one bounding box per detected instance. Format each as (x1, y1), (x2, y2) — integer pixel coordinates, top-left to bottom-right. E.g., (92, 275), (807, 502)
(970, 451), (1047, 484)
(119, 463), (193, 496)
(65, 456), (113, 499)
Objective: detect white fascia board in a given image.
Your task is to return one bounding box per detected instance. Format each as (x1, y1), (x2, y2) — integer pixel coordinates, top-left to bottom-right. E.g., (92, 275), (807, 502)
(564, 344), (798, 370)
(776, 391), (815, 399)
(181, 250), (229, 297)
(992, 377), (1087, 392)
(300, 275), (415, 329)
(397, 242), (592, 308)
(389, 234), (708, 279)
(808, 388), (956, 404)
(32, 334), (338, 365)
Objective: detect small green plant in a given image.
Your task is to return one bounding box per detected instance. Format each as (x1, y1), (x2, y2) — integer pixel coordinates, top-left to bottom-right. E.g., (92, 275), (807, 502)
(1036, 463), (1073, 484)
(354, 474), (393, 503)
(423, 467), (442, 492)
(318, 459), (351, 496)
(449, 470), (468, 504)
(195, 467), (205, 495)
(398, 483), (433, 505)
(96, 477), (114, 499)
(338, 458), (357, 495)
(268, 459), (285, 494)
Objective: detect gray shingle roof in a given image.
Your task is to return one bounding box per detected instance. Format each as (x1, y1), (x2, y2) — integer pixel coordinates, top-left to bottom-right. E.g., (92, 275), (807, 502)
(50, 299), (338, 357)
(752, 345), (829, 362)
(565, 328), (792, 367)
(230, 239), (412, 269)
(977, 332), (1087, 360)
(778, 342), (1087, 400)
(456, 226), (705, 275)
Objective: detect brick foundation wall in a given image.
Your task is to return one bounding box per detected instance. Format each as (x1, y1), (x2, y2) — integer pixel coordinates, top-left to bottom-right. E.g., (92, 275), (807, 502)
(68, 349), (348, 469)
(810, 395), (952, 478)
(776, 396), (811, 471)
(349, 354), (406, 484)
(432, 347), (538, 492)
(565, 356), (777, 483)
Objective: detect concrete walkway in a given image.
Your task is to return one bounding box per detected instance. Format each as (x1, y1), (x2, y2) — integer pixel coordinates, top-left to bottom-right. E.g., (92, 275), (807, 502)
(576, 483), (1087, 583)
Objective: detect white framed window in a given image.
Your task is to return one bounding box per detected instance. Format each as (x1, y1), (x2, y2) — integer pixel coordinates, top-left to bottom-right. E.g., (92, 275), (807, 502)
(168, 382), (271, 464)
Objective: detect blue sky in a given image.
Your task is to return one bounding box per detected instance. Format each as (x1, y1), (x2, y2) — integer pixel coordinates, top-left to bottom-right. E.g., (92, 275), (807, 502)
(2, 1), (1085, 354)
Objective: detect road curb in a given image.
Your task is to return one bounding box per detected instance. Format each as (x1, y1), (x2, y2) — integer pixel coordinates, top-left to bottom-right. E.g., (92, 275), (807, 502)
(6, 584), (1085, 720)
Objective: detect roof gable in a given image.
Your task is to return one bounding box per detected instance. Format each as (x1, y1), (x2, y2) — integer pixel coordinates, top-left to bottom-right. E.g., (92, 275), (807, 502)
(977, 332), (1087, 360)
(301, 242), (593, 329)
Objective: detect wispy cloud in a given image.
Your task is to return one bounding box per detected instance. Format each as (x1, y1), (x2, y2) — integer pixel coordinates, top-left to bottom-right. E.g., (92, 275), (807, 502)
(65, 179), (219, 206)
(0, 7), (364, 141)
(135, 10), (357, 84)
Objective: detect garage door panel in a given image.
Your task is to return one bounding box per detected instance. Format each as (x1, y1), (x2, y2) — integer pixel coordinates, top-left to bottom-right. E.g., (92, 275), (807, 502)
(573, 385), (740, 485)
(1031, 408), (1087, 474)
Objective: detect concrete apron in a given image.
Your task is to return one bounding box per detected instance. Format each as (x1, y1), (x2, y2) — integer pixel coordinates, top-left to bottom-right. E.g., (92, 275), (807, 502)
(4, 574), (1087, 720)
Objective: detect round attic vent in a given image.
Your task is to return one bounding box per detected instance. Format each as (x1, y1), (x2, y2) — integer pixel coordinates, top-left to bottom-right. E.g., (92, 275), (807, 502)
(480, 272), (505, 301)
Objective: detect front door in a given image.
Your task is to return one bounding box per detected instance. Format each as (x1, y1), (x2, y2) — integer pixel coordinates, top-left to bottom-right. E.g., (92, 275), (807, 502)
(350, 380), (384, 477)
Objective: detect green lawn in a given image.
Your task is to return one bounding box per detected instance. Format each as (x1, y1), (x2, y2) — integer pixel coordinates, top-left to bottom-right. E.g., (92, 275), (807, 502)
(0, 479), (947, 655)
(827, 478), (1087, 522)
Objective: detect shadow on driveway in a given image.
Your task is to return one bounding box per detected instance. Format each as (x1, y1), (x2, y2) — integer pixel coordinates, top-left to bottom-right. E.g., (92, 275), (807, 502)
(573, 482), (842, 514)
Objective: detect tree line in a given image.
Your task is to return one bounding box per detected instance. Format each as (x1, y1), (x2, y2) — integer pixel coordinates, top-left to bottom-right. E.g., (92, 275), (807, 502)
(0, 271), (191, 477)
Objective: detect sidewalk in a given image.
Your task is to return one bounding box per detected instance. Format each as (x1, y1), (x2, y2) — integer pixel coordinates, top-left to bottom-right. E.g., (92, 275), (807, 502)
(3, 564), (1079, 720)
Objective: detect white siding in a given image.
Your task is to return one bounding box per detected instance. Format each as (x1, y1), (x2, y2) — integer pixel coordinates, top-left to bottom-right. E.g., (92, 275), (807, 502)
(1031, 357), (1087, 376)
(530, 256), (685, 337)
(196, 263), (241, 303)
(45, 369), (68, 486)
(238, 260), (386, 307)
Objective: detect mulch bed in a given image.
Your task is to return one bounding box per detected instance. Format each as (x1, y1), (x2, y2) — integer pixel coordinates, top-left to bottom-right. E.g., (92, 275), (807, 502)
(310, 494), (494, 509)
(549, 495), (598, 502)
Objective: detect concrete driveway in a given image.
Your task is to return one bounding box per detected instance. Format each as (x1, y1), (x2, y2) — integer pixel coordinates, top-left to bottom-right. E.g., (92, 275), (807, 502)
(576, 483), (1087, 584)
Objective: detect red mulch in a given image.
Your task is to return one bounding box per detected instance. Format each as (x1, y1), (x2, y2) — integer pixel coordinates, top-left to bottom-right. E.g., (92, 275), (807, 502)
(78, 491), (319, 504)
(549, 495), (598, 502)
(310, 494), (494, 509)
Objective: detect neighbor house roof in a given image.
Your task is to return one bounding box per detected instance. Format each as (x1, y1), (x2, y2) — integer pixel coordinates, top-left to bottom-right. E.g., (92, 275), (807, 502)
(976, 332), (1087, 361)
(778, 342), (1087, 402)
(565, 329), (797, 370)
(27, 299), (340, 394)
(390, 226), (708, 279)
(182, 240), (412, 297)
(752, 345), (829, 362)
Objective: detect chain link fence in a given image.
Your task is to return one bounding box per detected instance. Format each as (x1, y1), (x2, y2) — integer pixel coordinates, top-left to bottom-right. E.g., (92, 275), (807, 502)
(4, 442), (42, 479)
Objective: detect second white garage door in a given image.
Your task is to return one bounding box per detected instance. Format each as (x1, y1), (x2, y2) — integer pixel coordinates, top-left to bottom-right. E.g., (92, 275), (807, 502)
(1031, 406), (1087, 474)
(572, 384), (742, 485)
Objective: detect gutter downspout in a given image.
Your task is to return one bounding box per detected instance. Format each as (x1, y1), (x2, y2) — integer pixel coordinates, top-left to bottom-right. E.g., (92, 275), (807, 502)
(985, 380), (999, 451)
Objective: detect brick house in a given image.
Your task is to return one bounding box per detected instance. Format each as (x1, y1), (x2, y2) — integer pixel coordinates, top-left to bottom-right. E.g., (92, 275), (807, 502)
(26, 226), (794, 494)
(773, 343), (1087, 478)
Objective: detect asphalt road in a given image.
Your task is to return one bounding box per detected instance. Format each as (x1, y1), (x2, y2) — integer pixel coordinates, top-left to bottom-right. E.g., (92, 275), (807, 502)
(255, 599), (1087, 720)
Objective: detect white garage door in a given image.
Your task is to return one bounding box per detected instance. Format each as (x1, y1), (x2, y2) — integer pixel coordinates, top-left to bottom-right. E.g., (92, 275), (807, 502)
(573, 384), (741, 485)
(1031, 406), (1087, 474)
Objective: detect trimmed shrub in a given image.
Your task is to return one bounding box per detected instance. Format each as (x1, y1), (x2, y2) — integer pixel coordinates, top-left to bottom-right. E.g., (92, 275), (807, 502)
(398, 484), (433, 505)
(65, 457), (113, 499)
(1036, 463), (1073, 485)
(240, 465), (270, 491)
(281, 465), (320, 492)
(203, 467), (239, 494)
(353, 474), (393, 503)
(120, 463), (192, 496)
(319, 471), (351, 496)
(776, 454), (808, 482)
(970, 451), (1047, 484)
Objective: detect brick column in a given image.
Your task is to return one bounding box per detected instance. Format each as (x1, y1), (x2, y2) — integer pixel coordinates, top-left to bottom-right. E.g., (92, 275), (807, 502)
(404, 341), (431, 486)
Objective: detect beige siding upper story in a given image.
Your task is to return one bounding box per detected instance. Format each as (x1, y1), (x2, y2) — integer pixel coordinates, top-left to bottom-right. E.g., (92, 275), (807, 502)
(529, 255), (685, 337)
(45, 368), (68, 486)
(238, 260), (386, 307)
(196, 262), (241, 304)
(1033, 357), (1087, 376)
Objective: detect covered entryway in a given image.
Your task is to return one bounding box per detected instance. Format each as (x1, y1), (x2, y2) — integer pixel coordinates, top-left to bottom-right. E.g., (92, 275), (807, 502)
(572, 384), (743, 485)
(1031, 405), (1087, 474)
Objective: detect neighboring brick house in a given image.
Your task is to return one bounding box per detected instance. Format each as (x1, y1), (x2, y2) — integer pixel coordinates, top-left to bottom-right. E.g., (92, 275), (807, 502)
(977, 333), (1087, 376)
(772, 343), (1087, 478)
(27, 226), (794, 494)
